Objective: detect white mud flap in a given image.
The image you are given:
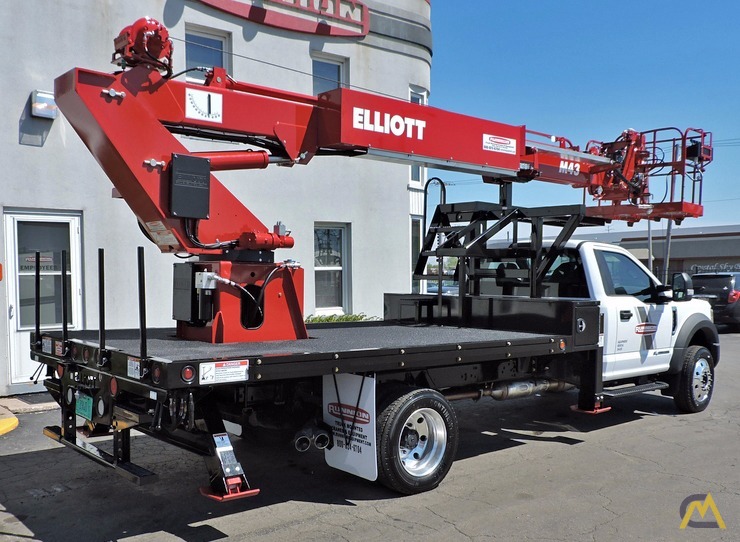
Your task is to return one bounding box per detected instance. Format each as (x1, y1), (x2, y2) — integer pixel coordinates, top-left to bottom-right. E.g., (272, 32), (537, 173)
(322, 374), (377, 481)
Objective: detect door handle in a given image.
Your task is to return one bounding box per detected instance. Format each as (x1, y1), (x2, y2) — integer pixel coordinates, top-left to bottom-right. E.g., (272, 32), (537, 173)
(8, 304), (14, 320)
(620, 310), (632, 321)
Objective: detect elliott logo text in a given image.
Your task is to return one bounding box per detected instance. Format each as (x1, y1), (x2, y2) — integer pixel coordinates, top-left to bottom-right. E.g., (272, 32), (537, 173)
(352, 107), (426, 140)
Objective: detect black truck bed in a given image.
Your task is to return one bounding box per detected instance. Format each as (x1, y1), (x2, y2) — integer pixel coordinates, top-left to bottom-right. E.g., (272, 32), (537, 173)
(51, 322), (568, 385)
(69, 323), (554, 361)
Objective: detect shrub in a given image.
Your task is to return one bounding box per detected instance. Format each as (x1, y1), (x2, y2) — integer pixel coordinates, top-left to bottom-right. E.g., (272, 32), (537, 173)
(304, 313), (379, 323)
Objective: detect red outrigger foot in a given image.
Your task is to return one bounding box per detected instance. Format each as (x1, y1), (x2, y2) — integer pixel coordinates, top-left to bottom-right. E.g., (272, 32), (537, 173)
(570, 404), (612, 415)
(199, 477), (261, 502)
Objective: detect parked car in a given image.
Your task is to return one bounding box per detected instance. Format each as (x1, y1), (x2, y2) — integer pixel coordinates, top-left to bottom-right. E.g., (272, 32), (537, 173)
(426, 280), (459, 295)
(691, 272), (740, 327)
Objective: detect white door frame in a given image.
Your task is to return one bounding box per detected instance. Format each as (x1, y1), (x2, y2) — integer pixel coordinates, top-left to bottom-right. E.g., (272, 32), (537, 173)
(3, 211), (83, 392)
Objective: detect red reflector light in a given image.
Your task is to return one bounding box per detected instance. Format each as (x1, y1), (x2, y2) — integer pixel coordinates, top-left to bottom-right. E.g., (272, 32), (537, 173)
(181, 365), (196, 382)
(729, 290), (740, 304)
(109, 377), (119, 397)
(152, 365), (162, 384)
(56, 364), (64, 379)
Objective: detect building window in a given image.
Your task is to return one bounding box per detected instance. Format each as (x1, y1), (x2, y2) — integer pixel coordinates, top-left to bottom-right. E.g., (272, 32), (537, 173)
(185, 26), (231, 81)
(411, 217), (423, 293)
(410, 89), (428, 185)
(312, 55), (346, 95)
(314, 225), (351, 313)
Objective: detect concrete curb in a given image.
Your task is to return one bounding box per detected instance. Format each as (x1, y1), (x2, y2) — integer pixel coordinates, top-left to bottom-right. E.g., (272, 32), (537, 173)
(0, 405), (19, 436)
(0, 395), (59, 415)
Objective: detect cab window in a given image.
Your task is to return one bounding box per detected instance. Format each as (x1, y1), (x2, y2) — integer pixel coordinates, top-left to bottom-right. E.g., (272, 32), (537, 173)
(594, 250), (654, 302)
(543, 251), (589, 298)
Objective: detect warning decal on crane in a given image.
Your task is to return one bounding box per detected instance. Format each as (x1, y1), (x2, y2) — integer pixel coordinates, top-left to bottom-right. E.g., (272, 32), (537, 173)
(482, 134), (517, 155)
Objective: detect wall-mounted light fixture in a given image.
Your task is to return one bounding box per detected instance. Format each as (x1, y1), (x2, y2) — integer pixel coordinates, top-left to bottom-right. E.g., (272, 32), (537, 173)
(31, 90), (58, 119)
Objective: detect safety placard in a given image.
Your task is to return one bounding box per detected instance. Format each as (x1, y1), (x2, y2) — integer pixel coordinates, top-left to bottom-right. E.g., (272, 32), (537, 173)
(149, 229), (179, 247)
(322, 374), (377, 481)
(127, 357), (141, 379)
(200, 360), (249, 384)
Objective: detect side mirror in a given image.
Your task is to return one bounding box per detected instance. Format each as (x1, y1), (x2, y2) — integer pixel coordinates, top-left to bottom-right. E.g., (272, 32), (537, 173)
(652, 284), (673, 304)
(671, 272), (694, 301)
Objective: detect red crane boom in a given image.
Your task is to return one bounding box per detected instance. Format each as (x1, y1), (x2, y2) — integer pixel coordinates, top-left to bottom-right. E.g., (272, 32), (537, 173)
(53, 17), (713, 343)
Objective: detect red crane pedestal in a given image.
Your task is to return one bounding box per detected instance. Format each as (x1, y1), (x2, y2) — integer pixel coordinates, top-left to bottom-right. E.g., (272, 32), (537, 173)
(177, 262), (308, 343)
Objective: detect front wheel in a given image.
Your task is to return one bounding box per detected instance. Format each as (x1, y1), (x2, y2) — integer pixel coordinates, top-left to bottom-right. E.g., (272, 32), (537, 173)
(674, 346), (714, 413)
(376, 388), (458, 494)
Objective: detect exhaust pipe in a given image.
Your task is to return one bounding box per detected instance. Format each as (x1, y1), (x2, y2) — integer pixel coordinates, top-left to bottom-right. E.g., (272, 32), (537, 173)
(292, 427), (312, 452)
(445, 379), (573, 402)
(292, 426), (333, 451)
(313, 429), (331, 450)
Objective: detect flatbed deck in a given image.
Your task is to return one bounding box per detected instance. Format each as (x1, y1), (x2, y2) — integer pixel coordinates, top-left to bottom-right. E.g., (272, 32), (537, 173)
(69, 323), (556, 361)
(44, 322), (571, 386)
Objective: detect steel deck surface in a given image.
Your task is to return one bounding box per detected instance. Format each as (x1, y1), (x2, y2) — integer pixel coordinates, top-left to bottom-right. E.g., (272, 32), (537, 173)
(67, 323), (556, 362)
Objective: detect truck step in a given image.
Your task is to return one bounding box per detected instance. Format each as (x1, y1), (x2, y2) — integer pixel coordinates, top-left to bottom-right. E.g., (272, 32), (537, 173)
(43, 425), (158, 485)
(602, 381), (669, 398)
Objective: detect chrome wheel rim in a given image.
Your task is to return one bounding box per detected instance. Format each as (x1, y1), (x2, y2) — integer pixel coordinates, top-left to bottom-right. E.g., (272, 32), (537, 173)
(692, 357), (713, 404)
(398, 408), (447, 477)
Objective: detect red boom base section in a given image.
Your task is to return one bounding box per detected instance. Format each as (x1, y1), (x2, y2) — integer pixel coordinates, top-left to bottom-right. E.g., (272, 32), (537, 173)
(177, 261), (308, 343)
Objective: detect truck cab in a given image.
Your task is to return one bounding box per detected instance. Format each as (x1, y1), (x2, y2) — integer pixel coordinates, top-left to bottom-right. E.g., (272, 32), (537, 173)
(545, 241), (717, 383)
(477, 237), (719, 401)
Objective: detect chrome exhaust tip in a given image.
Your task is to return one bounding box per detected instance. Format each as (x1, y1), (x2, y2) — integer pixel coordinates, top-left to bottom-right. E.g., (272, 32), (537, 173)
(293, 428), (313, 452)
(313, 430), (331, 450)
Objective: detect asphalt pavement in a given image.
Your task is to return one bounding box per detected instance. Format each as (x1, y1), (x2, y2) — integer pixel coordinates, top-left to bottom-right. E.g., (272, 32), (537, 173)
(1, 333), (738, 542)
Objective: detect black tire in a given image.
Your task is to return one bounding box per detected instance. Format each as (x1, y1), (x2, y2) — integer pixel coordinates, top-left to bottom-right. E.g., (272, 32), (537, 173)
(376, 387), (458, 494)
(674, 345), (715, 413)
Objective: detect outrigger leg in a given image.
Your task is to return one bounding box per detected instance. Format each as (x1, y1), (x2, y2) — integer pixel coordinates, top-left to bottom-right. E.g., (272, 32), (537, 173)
(198, 396), (260, 501)
(571, 349), (611, 414)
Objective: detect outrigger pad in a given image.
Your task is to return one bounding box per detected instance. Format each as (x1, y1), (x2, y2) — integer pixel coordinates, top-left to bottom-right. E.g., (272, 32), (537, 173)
(199, 476), (260, 502)
(570, 404), (612, 415)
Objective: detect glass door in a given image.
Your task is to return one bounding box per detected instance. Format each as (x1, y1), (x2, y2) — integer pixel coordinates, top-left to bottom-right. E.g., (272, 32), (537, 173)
(4, 212), (82, 387)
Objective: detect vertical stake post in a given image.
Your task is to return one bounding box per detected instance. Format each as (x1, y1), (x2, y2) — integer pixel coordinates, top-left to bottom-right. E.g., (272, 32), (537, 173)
(61, 250), (69, 346)
(34, 251), (41, 349)
(137, 247), (148, 359)
(98, 248), (108, 366)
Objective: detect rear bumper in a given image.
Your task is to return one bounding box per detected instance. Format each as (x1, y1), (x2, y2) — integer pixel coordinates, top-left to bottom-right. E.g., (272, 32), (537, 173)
(712, 303), (740, 325)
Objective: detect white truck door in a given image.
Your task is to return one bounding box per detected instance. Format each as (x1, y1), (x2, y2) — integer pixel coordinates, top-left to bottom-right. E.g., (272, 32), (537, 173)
(593, 248), (672, 380)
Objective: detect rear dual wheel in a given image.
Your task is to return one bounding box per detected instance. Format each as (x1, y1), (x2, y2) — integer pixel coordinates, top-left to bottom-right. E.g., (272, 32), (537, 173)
(376, 387), (458, 494)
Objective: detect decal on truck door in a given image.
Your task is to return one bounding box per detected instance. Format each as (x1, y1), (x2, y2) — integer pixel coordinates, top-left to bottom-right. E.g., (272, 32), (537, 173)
(635, 323), (658, 335)
(634, 306), (654, 350)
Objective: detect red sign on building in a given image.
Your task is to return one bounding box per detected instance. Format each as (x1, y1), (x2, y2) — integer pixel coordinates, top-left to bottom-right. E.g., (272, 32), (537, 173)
(199, 0), (370, 37)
